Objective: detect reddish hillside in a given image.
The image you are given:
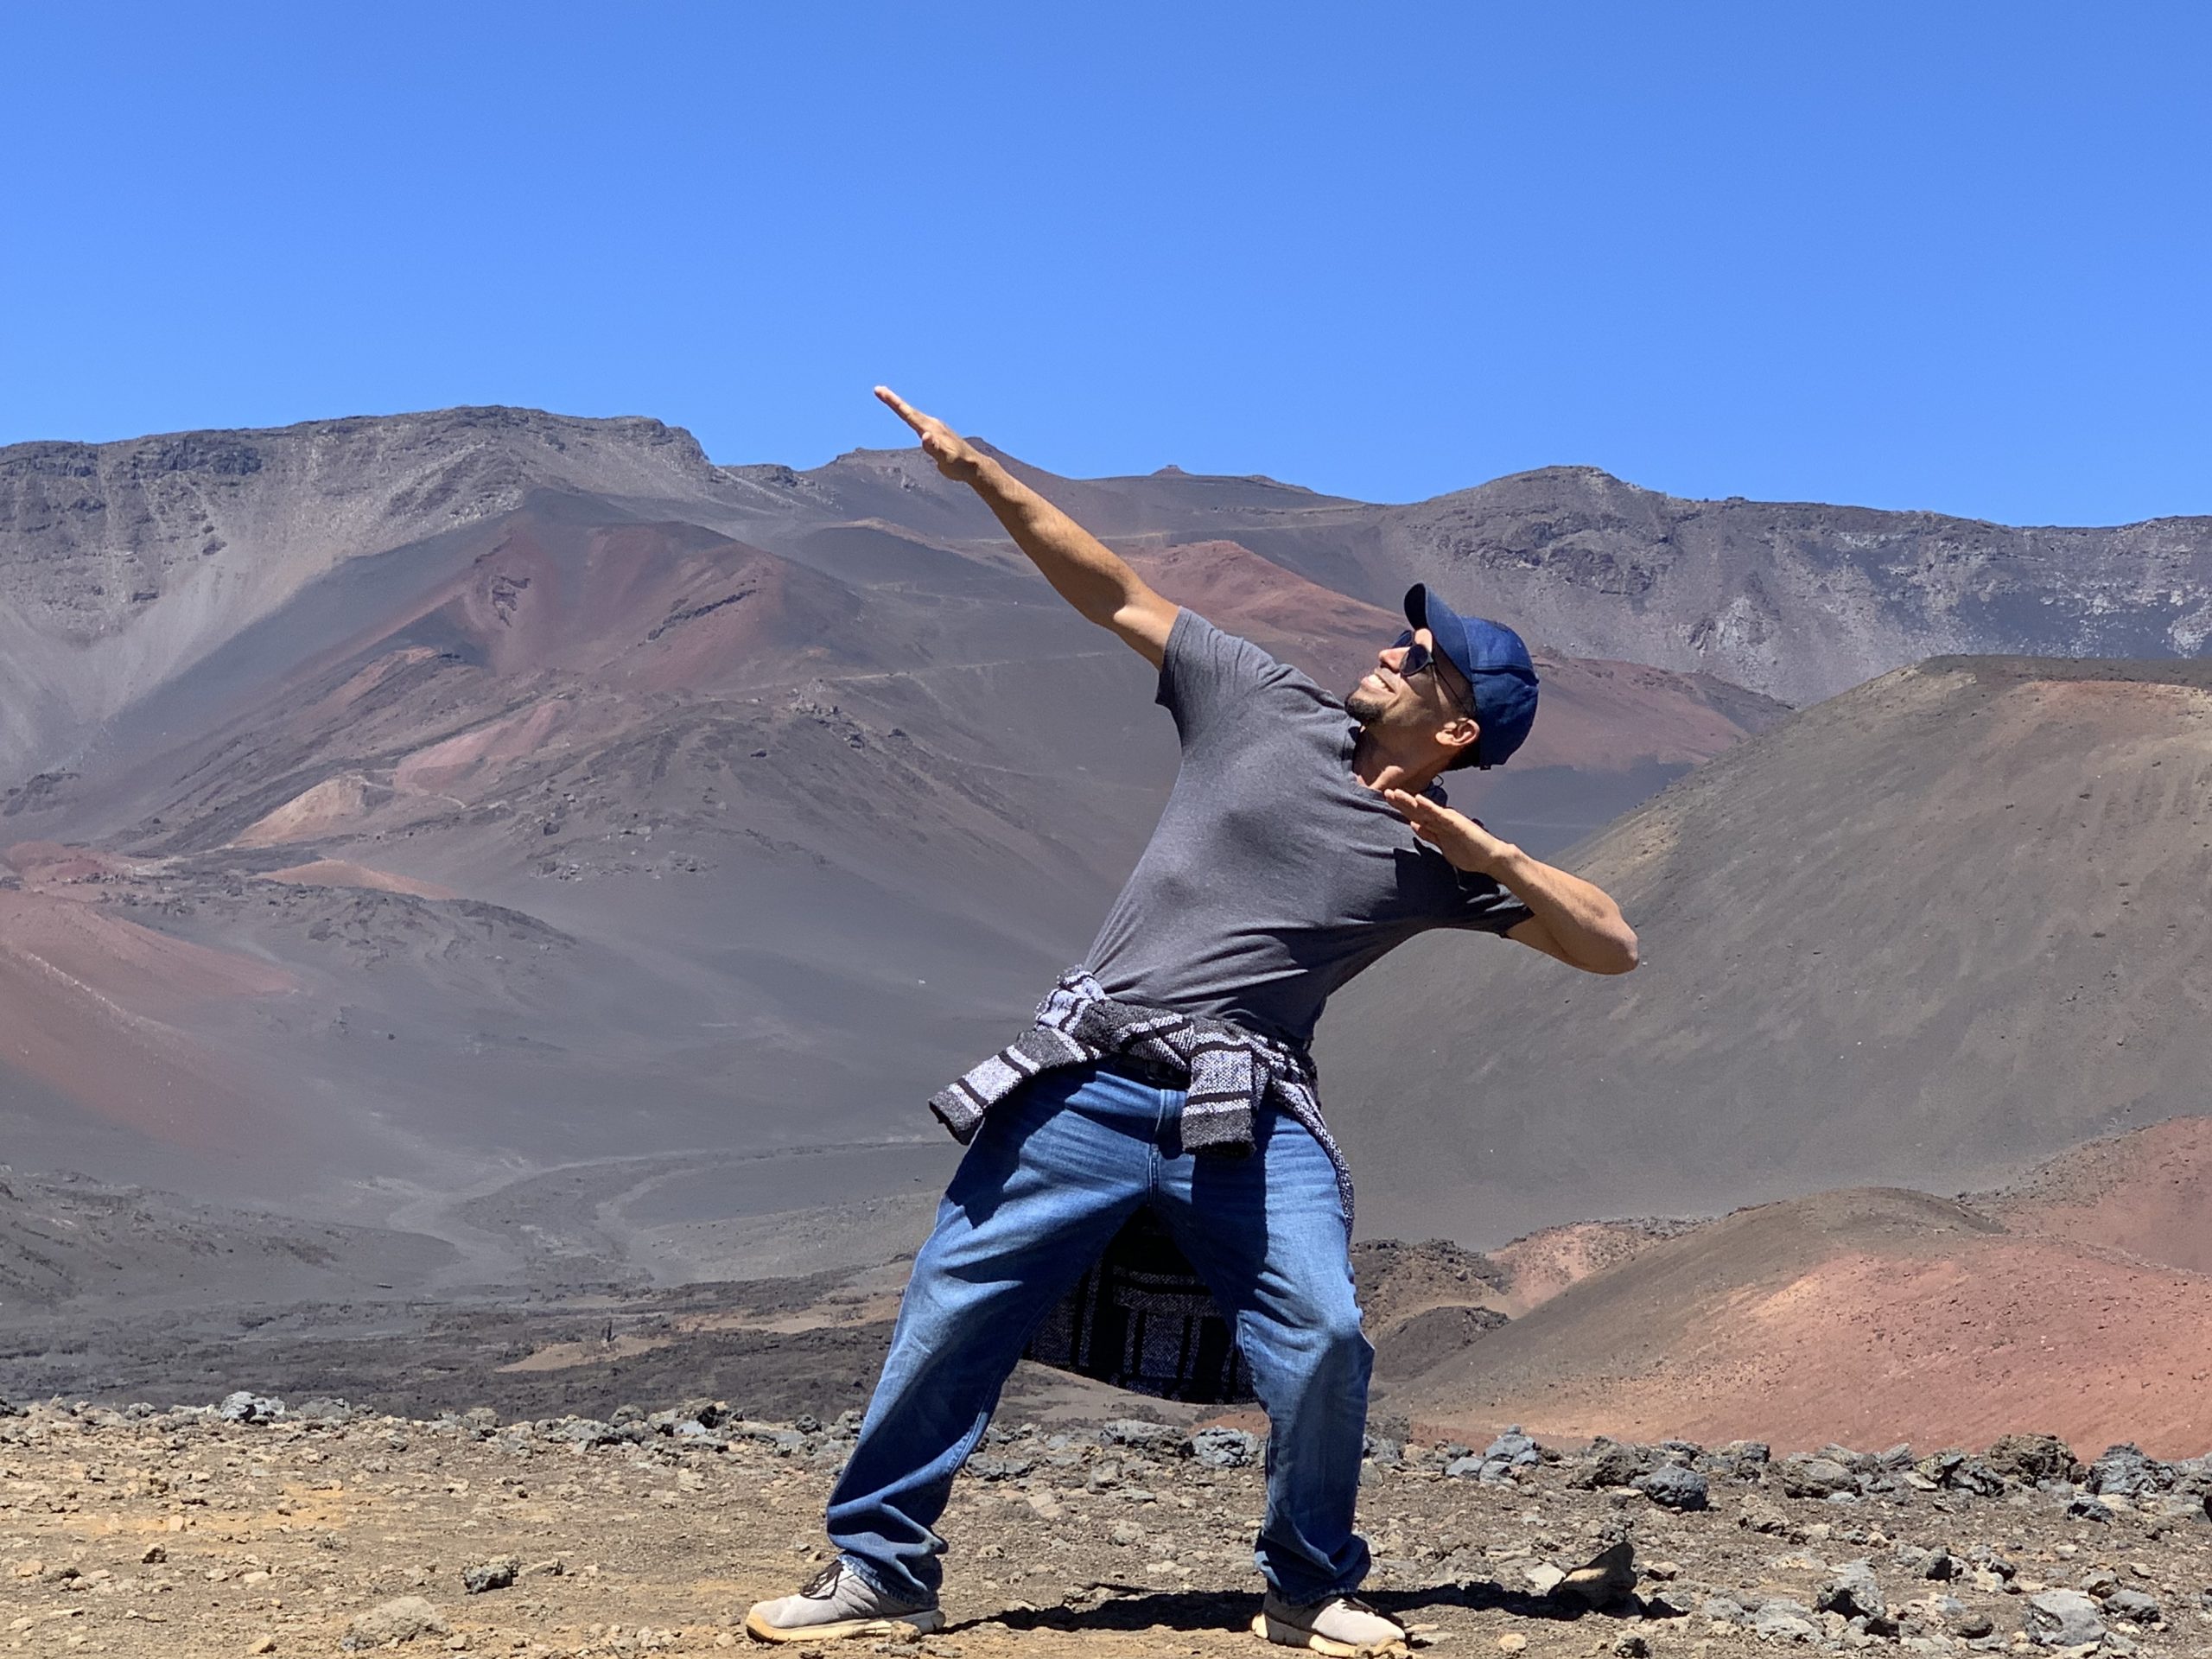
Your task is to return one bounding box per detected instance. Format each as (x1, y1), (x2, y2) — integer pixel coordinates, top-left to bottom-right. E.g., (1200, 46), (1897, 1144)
(1983, 1116), (2212, 1276)
(416, 518), (868, 693)
(0, 888), (295, 1147)
(1394, 1186), (2212, 1456)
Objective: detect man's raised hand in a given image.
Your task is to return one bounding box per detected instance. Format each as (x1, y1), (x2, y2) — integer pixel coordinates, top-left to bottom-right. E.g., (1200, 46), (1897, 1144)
(874, 386), (988, 484)
(1382, 787), (1515, 876)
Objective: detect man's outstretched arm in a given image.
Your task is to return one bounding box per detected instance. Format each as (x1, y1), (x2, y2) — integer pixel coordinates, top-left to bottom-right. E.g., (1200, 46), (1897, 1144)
(1383, 787), (1641, 976)
(876, 386), (1179, 666)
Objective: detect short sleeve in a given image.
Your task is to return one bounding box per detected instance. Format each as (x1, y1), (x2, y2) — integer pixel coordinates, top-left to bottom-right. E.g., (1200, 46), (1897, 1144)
(1440, 861), (1535, 937)
(1156, 607), (1287, 746)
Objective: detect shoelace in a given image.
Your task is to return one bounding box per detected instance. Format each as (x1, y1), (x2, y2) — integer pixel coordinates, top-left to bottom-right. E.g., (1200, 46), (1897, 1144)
(800, 1561), (846, 1599)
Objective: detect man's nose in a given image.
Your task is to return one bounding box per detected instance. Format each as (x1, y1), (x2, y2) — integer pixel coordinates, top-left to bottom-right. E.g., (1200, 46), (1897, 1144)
(1379, 643), (1408, 671)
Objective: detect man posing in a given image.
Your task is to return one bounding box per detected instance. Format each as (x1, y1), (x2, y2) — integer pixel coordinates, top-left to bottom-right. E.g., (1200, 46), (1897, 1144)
(747, 390), (1638, 1655)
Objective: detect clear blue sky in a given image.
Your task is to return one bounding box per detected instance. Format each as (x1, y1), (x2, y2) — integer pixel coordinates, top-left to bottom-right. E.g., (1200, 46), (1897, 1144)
(4, 2), (2207, 526)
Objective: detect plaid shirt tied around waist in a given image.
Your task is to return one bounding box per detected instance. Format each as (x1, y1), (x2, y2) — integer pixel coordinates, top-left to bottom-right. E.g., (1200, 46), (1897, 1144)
(926, 966), (1355, 1405)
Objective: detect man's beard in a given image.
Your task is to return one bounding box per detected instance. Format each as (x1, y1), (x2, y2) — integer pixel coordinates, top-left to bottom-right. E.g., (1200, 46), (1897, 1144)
(1344, 685), (1386, 724)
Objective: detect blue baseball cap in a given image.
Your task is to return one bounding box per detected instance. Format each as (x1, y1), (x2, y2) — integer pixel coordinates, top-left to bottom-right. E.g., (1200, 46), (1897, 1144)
(1403, 583), (1539, 768)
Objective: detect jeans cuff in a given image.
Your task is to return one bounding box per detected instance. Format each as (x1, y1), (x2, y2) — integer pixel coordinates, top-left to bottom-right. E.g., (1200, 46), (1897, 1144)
(835, 1553), (912, 1605)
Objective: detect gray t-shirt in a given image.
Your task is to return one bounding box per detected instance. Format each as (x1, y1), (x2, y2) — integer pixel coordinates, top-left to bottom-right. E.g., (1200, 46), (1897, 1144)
(1087, 608), (1533, 1051)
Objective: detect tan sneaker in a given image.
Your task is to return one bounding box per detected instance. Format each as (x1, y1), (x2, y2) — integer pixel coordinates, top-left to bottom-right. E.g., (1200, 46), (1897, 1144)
(1251, 1590), (1408, 1656)
(743, 1559), (944, 1643)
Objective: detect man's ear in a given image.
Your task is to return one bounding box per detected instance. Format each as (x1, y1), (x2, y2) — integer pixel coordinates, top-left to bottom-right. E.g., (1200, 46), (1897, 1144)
(1437, 714), (1481, 759)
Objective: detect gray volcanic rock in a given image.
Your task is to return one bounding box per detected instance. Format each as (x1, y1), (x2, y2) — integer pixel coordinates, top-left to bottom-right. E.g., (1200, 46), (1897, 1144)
(0, 408), (728, 777)
(1338, 466), (2212, 706)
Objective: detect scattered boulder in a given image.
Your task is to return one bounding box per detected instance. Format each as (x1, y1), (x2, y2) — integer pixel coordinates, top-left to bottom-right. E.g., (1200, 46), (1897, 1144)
(2086, 1442), (2165, 1497)
(1557, 1540), (1637, 1609)
(344, 1596), (448, 1649)
(1750, 1597), (1819, 1641)
(218, 1390), (285, 1423)
(1777, 1453), (1858, 1499)
(1697, 1593), (1750, 1625)
(2103, 1587), (2161, 1624)
(1984, 1433), (2078, 1486)
(2025, 1587), (2105, 1649)
(1100, 1419), (1184, 1455)
(1699, 1440), (1771, 1481)
(1635, 1464), (1709, 1511)
(1447, 1426), (1540, 1483)
(1188, 1427), (1259, 1469)
(1573, 1438), (1660, 1490)
(1738, 1497), (1796, 1536)
(1915, 1450), (2006, 1497)
(461, 1558), (518, 1594)
(551, 1418), (626, 1448)
(1816, 1560), (1886, 1622)
(1484, 1427), (1540, 1467)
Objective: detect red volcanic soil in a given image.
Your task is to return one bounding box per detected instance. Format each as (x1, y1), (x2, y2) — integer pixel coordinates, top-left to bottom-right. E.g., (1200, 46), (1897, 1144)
(1122, 539), (1787, 773)
(1120, 540), (1408, 696)
(422, 519), (865, 693)
(1984, 1116), (2212, 1275)
(0, 891), (295, 1145)
(3, 841), (138, 886)
(1396, 1186), (2212, 1457)
(391, 697), (584, 798)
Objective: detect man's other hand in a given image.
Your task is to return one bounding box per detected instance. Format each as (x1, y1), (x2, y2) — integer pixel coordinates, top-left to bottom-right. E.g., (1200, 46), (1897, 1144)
(875, 386), (989, 484)
(1381, 787), (1515, 875)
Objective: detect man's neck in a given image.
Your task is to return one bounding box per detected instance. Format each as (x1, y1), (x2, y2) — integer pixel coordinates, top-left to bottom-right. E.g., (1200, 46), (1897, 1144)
(1351, 729), (1449, 795)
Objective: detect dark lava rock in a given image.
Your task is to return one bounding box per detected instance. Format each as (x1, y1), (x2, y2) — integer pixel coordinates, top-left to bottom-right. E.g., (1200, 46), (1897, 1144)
(1984, 1433), (2078, 1486)
(1573, 1437), (1660, 1489)
(1635, 1464), (1709, 1511)
(1100, 1419), (1185, 1455)
(1916, 1450), (2006, 1497)
(2103, 1587), (2161, 1624)
(2026, 1587), (2105, 1649)
(1777, 1453), (1858, 1499)
(1697, 1595), (1750, 1625)
(1816, 1560), (1886, 1621)
(461, 1558), (518, 1594)
(2086, 1441), (2166, 1497)
(1697, 1439), (1770, 1481)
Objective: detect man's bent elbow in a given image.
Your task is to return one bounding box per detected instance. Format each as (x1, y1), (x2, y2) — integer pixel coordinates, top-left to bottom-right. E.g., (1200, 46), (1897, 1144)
(1584, 928), (1640, 976)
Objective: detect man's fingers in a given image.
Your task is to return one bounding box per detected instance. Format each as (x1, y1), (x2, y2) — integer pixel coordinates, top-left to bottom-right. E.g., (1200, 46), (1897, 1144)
(873, 385), (928, 434)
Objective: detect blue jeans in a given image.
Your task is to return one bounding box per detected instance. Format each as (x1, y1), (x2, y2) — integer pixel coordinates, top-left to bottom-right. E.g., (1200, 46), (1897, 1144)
(825, 1062), (1373, 1605)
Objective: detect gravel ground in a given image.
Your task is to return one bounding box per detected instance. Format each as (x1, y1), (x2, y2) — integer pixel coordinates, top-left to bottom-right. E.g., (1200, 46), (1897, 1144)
(3, 1398), (2210, 1657)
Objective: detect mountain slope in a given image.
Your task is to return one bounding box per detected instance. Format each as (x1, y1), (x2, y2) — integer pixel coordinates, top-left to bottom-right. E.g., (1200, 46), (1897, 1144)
(1319, 655), (2212, 1244)
(1391, 1183), (2212, 1455)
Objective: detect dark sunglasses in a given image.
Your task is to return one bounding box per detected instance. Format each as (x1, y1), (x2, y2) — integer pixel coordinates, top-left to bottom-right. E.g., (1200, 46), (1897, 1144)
(1391, 631), (1475, 715)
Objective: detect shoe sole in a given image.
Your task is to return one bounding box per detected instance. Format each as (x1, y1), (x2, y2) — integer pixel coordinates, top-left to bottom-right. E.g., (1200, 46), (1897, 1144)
(744, 1608), (944, 1643)
(1249, 1610), (1408, 1656)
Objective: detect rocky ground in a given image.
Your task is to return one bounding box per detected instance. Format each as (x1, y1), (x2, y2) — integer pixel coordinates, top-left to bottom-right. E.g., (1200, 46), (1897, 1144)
(3, 1393), (2209, 1658)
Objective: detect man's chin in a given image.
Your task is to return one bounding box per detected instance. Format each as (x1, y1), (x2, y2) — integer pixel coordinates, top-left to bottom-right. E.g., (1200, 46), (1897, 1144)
(1344, 689), (1384, 724)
